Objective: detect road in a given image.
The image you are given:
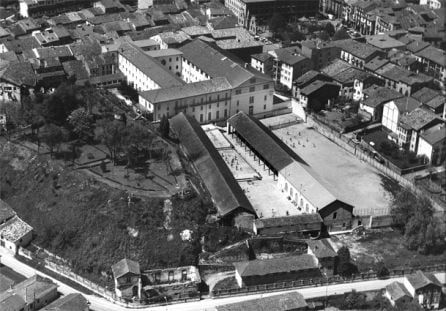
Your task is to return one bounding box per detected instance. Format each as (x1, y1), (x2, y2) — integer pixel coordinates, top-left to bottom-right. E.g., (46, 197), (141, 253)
(1, 249), (444, 311)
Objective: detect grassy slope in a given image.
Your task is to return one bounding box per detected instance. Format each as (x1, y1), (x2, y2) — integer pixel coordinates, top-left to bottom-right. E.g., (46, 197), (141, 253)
(0, 141), (203, 285)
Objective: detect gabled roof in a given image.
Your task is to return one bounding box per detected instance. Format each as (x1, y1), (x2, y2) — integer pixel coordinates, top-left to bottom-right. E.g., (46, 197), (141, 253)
(332, 67), (373, 84)
(300, 80), (340, 96)
(392, 96), (422, 113)
(1, 62), (36, 87)
(424, 95), (445, 110)
(119, 42), (185, 88)
(399, 107), (440, 130)
(0, 216), (33, 243)
(234, 254), (318, 277)
(271, 47), (308, 65)
(321, 59), (352, 77)
(0, 293), (26, 311)
(386, 281), (412, 301)
(307, 239), (337, 258)
(8, 275), (57, 304)
(40, 293), (88, 311)
(216, 292), (308, 311)
(330, 39), (381, 60)
(112, 258), (140, 279)
(412, 87), (441, 104)
(406, 270), (442, 290)
(0, 199), (15, 223)
(140, 77), (232, 104)
(420, 123), (446, 145)
(255, 213), (322, 230)
(170, 113), (254, 217)
(415, 45), (445, 66)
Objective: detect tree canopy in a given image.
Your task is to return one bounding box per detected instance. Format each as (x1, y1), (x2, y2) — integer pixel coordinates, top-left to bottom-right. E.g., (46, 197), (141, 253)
(333, 28), (350, 41)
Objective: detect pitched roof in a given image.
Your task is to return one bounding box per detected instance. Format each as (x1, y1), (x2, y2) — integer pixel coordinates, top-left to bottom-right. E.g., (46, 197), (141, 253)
(392, 97), (422, 113)
(0, 199), (16, 224)
(0, 216), (33, 243)
(272, 47), (308, 65)
(332, 67), (373, 84)
(2, 275), (57, 304)
(255, 213), (322, 229)
(399, 107), (440, 130)
(41, 293), (89, 311)
(234, 254), (318, 277)
(307, 239), (337, 258)
(300, 80), (340, 96)
(294, 70), (327, 87)
(144, 48), (183, 58)
(179, 39), (259, 88)
(321, 59), (352, 77)
(330, 39), (381, 60)
(0, 293), (26, 311)
(170, 113), (254, 216)
(216, 292), (308, 311)
(119, 42), (185, 88)
(415, 45), (445, 66)
(139, 77), (232, 104)
(251, 52), (273, 62)
(365, 34), (407, 50)
(424, 95), (445, 110)
(406, 270), (442, 290)
(386, 281), (411, 301)
(420, 123), (446, 145)
(0, 62), (36, 86)
(411, 87), (439, 104)
(111, 258), (140, 278)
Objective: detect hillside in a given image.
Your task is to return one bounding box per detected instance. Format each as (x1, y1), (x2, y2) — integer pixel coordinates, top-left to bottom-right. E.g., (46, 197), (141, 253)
(0, 140), (205, 285)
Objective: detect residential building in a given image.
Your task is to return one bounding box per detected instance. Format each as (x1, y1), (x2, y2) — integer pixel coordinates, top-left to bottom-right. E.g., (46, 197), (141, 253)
(142, 266), (201, 301)
(0, 62), (37, 104)
(292, 70), (333, 98)
(385, 281), (413, 307)
(170, 113), (255, 226)
(253, 213), (323, 236)
(111, 258), (142, 299)
(417, 123), (446, 166)
(41, 293), (90, 311)
(0, 215), (33, 255)
(94, 0), (126, 13)
(145, 48), (183, 77)
(150, 32), (191, 49)
(365, 34), (407, 53)
(0, 275), (58, 311)
(414, 45), (446, 86)
(306, 239), (337, 275)
(298, 80), (340, 112)
(403, 270), (443, 309)
(331, 39), (385, 69)
(301, 40), (340, 70)
(224, 0), (318, 33)
(397, 107), (443, 152)
(234, 254), (320, 287)
(215, 292), (308, 311)
(250, 52), (273, 75)
(359, 85), (404, 122)
(412, 87), (445, 115)
(19, 0), (95, 18)
(382, 96), (421, 134)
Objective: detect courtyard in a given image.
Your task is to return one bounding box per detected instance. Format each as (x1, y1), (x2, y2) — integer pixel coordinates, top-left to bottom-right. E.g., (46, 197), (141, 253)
(270, 120), (394, 216)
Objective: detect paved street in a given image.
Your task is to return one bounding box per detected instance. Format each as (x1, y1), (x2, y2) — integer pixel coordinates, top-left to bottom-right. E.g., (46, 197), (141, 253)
(1, 248), (444, 311)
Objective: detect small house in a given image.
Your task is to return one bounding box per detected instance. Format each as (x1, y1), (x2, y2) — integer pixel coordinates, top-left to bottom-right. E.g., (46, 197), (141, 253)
(111, 258), (141, 300)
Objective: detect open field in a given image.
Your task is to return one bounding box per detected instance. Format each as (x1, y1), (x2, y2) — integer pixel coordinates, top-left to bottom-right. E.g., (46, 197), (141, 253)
(332, 229), (446, 271)
(272, 123), (394, 216)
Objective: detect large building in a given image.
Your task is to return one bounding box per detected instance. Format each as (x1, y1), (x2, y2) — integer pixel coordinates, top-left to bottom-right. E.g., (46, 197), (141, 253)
(19, 0), (95, 18)
(224, 0), (319, 33)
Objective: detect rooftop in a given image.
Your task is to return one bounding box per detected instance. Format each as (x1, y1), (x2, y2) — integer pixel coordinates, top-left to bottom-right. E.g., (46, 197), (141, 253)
(362, 85), (403, 108)
(270, 47), (308, 65)
(300, 80), (340, 96)
(0, 199), (16, 224)
(139, 77), (232, 103)
(40, 293), (89, 311)
(321, 59), (352, 77)
(216, 292), (308, 311)
(170, 113), (254, 217)
(365, 34), (407, 50)
(392, 96), (422, 114)
(307, 239), (337, 258)
(144, 48), (183, 58)
(420, 123), (446, 145)
(415, 45), (445, 66)
(412, 87), (442, 104)
(0, 216), (33, 243)
(234, 254), (318, 277)
(1, 275), (57, 304)
(386, 281), (411, 301)
(112, 258), (141, 279)
(406, 270), (442, 290)
(331, 39), (381, 60)
(255, 213), (322, 229)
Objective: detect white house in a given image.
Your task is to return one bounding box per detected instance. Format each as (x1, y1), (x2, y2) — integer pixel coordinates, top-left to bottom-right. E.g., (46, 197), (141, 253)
(382, 97), (421, 134)
(0, 215), (34, 254)
(417, 123), (446, 166)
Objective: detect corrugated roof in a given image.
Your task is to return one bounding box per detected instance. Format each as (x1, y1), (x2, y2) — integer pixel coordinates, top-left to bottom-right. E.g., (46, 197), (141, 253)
(140, 77), (231, 104)
(119, 42), (185, 88)
(170, 113), (254, 216)
(234, 254), (318, 277)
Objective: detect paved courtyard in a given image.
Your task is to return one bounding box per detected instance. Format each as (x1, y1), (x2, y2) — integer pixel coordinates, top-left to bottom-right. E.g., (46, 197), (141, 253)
(271, 122), (393, 216)
(219, 149), (260, 181)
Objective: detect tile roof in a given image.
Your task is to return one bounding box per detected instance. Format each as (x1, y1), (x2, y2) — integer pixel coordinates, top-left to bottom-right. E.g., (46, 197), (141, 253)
(376, 63), (432, 85)
(415, 45), (445, 66)
(386, 281), (411, 301)
(365, 34), (407, 50)
(35, 46), (73, 59)
(144, 48), (183, 58)
(332, 67), (373, 84)
(420, 123), (446, 145)
(362, 85), (403, 108)
(179, 39), (259, 88)
(0, 293), (26, 311)
(321, 59), (352, 77)
(255, 213), (322, 229)
(0, 275), (57, 304)
(411, 87), (441, 104)
(41, 293), (89, 311)
(406, 270), (442, 290)
(424, 95), (445, 110)
(181, 25), (211, 37)
(216, 292), (308, 311)
(0, 199), (15, 224)
(251, 52), (272, 62)
(234, 254), (318, 277)
(271, 47), (308, 65)
(307, 239), (337, 258)
(300, 80), (340, 96)
(392, 96), (422, 113)
(112, 259), (140, 279)
(399, 107), (439, 130)
(0, 216), (33, 243)
(330, 39), (381, 59)
(170, 113), (254, 216)
(1, 37), (41, 53)
(1, 62), (36, 87)
(405, 39), (430, 53)
(294, 70), (326, 86)
(140, 77), (231, 103)
(119, 42), (185, 88)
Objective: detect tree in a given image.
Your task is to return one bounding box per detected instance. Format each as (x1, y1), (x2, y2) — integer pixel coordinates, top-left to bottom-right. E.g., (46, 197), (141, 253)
(317, 30), (330, 41)
(67, 108), (94, 143)
(38, 123), (65, 157)
(123, 123), (154, 168)
(333, 27), (350, 41)
(325, 22), (336, 36)
(376, 261), (390, 279)
(338, 261), (358, 278)
(97, 119), (126, 164)
(42, 83), (83, 125)
(268, 13), (287, 35)
(342, 290), (366, 309)
(337, 246), (351, 263)
(159, 115), (170, 138)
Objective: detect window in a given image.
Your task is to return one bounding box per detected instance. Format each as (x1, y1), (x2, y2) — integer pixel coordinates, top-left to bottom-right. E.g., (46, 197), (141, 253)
(333, 212), (337, 219)
(208, 112), (211, 120)
(237, 100), (239, 106)
(263, 84), (269, 89)
(235, 89), (242, 95)
(249, 106), (253, 115)
(192, 107), (195, 112)
(181, 269), (187, 281)
(305, 204), (309, 212)
(300, 199), (303, 207)
(249, 96), (254, 104)
(264, 95), (267, 101)
(200, 114), (203, 122)
(224, 109), (227, 117)
(249, 86), (255, 92)
(216, 111), (220, 119)
(168, 271), (174, 282)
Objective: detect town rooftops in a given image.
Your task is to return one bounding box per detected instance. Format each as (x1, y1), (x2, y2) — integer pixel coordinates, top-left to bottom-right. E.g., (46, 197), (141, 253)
(307, 239), (337, 258)
(393, 96), (422, 113)
(181, 25), (211, 37)
(399, 107), (440, 131)
(424, 96), (445, 110)
(386, 281), (412, 301)
(294, 70), (329, 87)
(255, 213), (322, 230)
(406, 270), (442, 290)
(412, 87), (441, 104)
(321, 59), (353, 77)
(332, 67), (374, 84)
(140, 77), (232, 104)
(420, 123), (446, 145)
(170, 113), (254, 217)
(234, 254), (318, 277)
(0, 216), (33, 243)
(415, 45), (445, 66)
(365, 34), (407, 50)
(0, 199), (16, 224)
(112, 259), (140, 279)
(376, 63), (432, 85)
(119, 42), (185, 88)
(179, 39), (265, 88)
(216, 292), (308, 311)
(406, 40), (430, 53)
(40, 293), (89, 311)
(363, 85), (404, 108)
(331, 39), (381, 60)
